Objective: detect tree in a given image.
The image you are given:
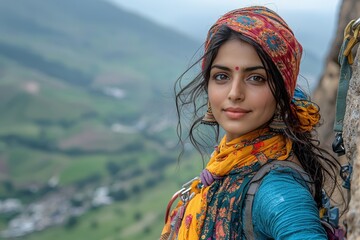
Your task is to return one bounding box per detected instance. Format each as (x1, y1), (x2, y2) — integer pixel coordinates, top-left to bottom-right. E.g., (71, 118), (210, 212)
(65, 216), (78, 229)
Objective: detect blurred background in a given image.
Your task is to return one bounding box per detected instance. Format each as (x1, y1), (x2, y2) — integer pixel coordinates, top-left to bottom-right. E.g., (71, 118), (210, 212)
(0, 0), (343, 239)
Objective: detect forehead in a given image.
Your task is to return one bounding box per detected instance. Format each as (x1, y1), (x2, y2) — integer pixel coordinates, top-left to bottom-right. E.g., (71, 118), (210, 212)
(212, 39), (263, 67)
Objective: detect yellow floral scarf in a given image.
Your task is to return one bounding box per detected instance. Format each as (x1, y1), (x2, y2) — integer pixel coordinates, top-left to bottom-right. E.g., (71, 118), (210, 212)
(160, 128), (292, 240)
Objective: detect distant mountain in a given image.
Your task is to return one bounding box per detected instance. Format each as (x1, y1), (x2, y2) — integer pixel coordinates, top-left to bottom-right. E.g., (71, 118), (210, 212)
(0, 0), (200, 121)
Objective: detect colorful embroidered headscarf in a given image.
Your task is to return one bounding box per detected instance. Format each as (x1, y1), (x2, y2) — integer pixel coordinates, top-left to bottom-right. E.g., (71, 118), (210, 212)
(203, 6), (303, 98)
(202, 6), (320, 132)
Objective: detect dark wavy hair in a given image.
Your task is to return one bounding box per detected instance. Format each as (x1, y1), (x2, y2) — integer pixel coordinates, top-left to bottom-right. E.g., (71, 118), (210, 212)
(175, 26), (344, 209)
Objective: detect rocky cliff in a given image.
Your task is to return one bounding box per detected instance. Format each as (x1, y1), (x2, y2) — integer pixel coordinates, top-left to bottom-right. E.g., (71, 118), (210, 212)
(343, 45), (360, 240)
(313, 0), (360, 150)
(313, 0), (360, 238)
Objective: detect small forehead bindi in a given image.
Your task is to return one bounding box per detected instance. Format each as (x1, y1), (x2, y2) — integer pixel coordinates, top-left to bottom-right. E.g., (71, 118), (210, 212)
(235, 66), (239, 71)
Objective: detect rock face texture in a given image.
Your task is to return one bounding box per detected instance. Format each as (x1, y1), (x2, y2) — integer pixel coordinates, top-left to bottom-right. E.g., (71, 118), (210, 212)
(313, 0), (360, 150)
(343, 46), (360, 240)
(312, 0), (360, 239)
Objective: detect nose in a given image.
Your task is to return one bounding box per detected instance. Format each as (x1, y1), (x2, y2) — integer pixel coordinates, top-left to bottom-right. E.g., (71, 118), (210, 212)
(228, 79), (244, 102)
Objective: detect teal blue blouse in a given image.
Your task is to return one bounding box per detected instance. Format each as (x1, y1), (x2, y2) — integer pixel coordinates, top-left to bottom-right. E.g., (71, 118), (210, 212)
(251, 167), (327, 239)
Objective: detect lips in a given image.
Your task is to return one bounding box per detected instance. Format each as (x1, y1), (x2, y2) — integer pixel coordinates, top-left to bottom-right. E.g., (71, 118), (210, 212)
(223, 107), (250, 119)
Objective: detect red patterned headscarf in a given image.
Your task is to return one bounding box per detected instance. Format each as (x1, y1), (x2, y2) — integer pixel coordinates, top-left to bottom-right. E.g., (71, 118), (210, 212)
(204, 6), (302, 98)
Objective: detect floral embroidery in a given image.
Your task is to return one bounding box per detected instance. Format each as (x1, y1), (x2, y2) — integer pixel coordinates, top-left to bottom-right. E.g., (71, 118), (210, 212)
(199, 164), (260, 239)
(251, 141), (265, 154)
(235, 16), (256, 28)
(185, 214), (193, 229)
(260, 30), (288, 56)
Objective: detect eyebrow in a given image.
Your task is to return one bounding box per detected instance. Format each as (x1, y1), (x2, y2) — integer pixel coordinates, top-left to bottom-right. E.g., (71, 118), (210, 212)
(211, 64), (265, 72)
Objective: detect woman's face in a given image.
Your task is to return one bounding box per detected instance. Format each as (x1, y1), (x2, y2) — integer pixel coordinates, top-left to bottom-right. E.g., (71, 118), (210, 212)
(208, 39), (276, 141)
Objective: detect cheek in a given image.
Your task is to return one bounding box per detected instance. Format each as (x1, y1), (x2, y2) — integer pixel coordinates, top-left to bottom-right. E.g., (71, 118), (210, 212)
(207, 83), (220, 106)
(256, 90), (276, 115)
(264, 96), (276, 116)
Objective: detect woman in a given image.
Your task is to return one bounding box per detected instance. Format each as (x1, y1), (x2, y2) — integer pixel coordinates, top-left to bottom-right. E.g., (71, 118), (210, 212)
(160, 6), (342, 239)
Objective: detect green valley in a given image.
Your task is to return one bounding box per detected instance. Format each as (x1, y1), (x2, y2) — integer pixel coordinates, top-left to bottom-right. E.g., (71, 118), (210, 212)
(0, 0), (204, 239)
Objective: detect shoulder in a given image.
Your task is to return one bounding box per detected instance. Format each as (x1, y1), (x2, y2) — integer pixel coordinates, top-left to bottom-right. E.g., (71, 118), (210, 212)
(251, 166), (327, 239)
(250, 159), (314, 198)
(255, 166), (314, 207)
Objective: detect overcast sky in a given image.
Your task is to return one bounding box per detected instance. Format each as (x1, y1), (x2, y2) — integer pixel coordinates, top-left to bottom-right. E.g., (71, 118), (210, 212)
(107, 0), (342, 40)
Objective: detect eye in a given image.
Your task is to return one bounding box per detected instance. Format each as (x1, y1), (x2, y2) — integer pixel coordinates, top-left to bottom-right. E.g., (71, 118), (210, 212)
(247, 75), (266, 83)
(213, 73), (229, 81)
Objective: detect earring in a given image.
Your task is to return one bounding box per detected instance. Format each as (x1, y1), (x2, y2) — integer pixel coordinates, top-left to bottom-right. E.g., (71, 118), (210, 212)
(201, 102), (218, 125)
(269, 109), (287, 132)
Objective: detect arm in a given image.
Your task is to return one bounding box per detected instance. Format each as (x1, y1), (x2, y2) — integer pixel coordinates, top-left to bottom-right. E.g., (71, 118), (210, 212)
(252, 168), (327, 240)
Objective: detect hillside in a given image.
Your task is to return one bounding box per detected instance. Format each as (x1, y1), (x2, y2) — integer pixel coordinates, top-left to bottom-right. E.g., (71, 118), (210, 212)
(0, 0), (202, 239)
